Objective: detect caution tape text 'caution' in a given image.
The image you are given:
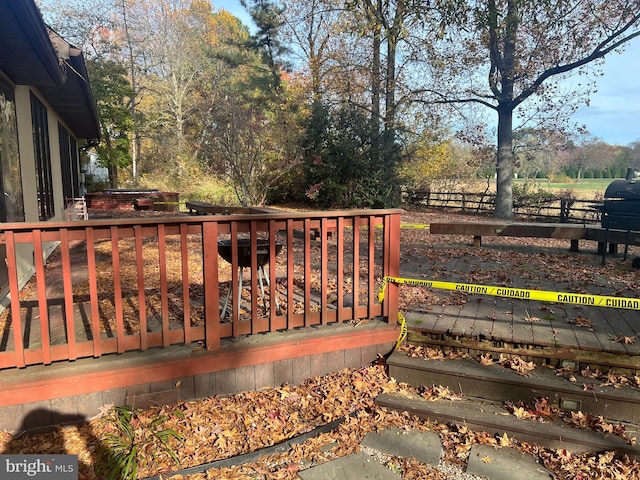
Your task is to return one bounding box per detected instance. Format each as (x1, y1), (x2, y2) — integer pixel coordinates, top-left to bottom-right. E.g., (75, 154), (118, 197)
(378, 276), (640, 310)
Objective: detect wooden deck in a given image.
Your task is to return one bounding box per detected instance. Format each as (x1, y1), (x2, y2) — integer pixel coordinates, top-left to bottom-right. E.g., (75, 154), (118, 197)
(399, 232), (640, 370)
(4, 210), (640, 433)
(0, 319), (398, 433)
(0, 208), (402, 433)
(0, 210), (401, 369)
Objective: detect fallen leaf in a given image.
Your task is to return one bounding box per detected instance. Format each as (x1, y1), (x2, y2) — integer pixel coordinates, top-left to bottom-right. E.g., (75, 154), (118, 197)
(609, 334), (636, 345)
(479, 353), (494, 366)
(569, 316), (595, 331)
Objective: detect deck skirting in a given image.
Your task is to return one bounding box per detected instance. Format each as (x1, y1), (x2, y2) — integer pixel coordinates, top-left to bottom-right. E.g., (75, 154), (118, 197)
(0, 321), (397, 434)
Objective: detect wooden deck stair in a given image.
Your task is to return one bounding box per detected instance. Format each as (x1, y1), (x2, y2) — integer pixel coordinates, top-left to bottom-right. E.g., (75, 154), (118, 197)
(380, 351), (640, 458)
(387, 351), (640, 423)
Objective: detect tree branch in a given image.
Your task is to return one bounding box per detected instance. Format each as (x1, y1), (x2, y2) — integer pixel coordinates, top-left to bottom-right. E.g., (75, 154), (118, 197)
(513, 14), (640, 107)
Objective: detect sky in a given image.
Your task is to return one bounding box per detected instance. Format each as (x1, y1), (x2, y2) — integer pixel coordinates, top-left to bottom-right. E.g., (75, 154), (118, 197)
(218, 0), (254, 31)
(569, 40), (640, 147)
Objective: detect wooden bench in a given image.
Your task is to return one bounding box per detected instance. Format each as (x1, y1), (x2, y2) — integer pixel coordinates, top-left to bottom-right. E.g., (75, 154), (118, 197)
(184, 201), (286, 216)
(185, 201), (254, 216)
(430, 221), (640, 254)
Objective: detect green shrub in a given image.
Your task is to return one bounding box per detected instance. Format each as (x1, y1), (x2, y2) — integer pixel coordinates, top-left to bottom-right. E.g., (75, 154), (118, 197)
(301, 102), (401, 209)
(95, 406), (183, 480)
(548, 172), (573, 184)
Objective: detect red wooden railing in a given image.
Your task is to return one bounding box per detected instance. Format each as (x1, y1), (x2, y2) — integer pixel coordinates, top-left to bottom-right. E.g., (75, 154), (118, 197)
(0, 210), (401, 369)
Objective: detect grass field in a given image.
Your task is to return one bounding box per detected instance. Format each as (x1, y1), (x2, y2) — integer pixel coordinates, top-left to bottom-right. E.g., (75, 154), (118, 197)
(459, 177), (616, 200)
(513, 177), (616, 199)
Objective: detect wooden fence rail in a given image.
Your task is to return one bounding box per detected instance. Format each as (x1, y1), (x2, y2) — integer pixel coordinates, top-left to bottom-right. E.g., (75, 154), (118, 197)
(0, 210), (401, 369)
(403, 189), (602, 224)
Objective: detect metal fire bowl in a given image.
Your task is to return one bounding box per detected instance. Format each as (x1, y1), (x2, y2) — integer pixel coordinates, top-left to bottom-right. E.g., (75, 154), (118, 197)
(217, 239), (283, 268)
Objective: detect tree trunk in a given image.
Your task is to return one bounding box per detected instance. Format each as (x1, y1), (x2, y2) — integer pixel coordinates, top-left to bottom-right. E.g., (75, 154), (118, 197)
(383, 35), (397, 192)
(108, 163), (118, 189)
(121, 0), (140, 183)
(371, 21), (381, 135)
(383, 22), (396, 155)
(495, 104), (514, 219)
(384, 0), (403, 137)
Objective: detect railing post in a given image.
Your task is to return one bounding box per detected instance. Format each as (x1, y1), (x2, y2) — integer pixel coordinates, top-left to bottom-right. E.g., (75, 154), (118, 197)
(351, 217), (360, 322)
(32, 229), (52, 365)
(560, 198), (568, 223)
(86, 227), (102, 358)
(383, 212), (401, 325)
(5, 231), (26, 368)
(110, 226), (125, 353)
(202, 221), (221, 351)
(60, 229), (77, 361)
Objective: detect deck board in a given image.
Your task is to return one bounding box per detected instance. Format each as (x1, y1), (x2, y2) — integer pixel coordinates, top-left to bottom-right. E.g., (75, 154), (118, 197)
(598, 308), (639, 354)
(529, 303), (559, 348)
(449, 300), (476, 337)
(430, 304), (464, 335)
(556, 303), (602, 352)
(489, 297), (514, 343)
(510, 298), (536, 345)
(587, 306), (629, 355)
(469, 297), (496, 341)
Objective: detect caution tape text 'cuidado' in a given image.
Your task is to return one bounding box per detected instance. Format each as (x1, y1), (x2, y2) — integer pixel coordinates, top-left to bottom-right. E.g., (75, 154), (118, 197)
(378, 276), (640, 311)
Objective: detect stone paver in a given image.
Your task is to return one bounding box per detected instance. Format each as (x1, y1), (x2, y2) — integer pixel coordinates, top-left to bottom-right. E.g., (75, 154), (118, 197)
(298, 451), (401, 480)
(297, 427), (561, 480)
(466, 445), (553, 480)
(360, 428), (443, 465)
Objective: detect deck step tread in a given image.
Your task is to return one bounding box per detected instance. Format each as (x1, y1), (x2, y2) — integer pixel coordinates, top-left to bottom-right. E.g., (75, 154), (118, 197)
(387, 351), (640, 423)
(375, 392), (640, 458)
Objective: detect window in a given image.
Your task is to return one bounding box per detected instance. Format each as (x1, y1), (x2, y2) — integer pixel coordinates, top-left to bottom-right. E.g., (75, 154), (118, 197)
(0, 77), (24, 223)
(0, 77), (24, 291)
(31, 92), (54, 221)
(59, 122), (80, 201)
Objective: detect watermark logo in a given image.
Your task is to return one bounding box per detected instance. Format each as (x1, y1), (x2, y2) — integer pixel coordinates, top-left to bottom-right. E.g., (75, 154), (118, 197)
(0, 455), (77, 479)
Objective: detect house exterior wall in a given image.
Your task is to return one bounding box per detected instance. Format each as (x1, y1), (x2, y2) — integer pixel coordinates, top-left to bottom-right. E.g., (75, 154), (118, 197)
(7, 85), (82, 292)
(15, 85), (77, 224)
(0, 0), (100, 305)
(14, 86), (37, 223)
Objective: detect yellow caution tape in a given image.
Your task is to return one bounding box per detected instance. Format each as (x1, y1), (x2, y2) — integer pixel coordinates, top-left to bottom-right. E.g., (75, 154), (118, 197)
(401, 224), (430, 229)
(378, 276), (640, 311)
(395, 312), (407, 350)
(371, 223), (430, 229)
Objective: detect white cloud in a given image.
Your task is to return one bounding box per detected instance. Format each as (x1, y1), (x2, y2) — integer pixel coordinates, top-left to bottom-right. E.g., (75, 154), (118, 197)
(571, 40), (640, 145)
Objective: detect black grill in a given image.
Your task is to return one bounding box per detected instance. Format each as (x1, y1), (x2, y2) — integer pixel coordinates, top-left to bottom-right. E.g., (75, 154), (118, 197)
(602, 169), (640, 231)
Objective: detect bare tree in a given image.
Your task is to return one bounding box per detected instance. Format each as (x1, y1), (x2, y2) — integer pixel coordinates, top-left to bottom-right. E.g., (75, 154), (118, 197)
(559, 135), (616, 181)
(208, 90), (303, 206)
(279, 0), (347, 102)
(120, 0), (142, 182)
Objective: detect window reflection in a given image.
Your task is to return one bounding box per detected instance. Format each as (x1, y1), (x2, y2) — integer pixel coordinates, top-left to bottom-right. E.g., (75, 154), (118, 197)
(0, 78), (25, 223)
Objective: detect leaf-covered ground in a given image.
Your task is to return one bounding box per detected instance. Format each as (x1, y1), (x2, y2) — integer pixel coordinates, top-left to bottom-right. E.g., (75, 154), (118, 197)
(3, 208), (640, 478)
(2, 358), (640, 479)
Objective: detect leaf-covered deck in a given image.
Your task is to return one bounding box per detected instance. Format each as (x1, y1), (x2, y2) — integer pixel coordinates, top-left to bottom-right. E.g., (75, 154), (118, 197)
(399, 211), (640, 369)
